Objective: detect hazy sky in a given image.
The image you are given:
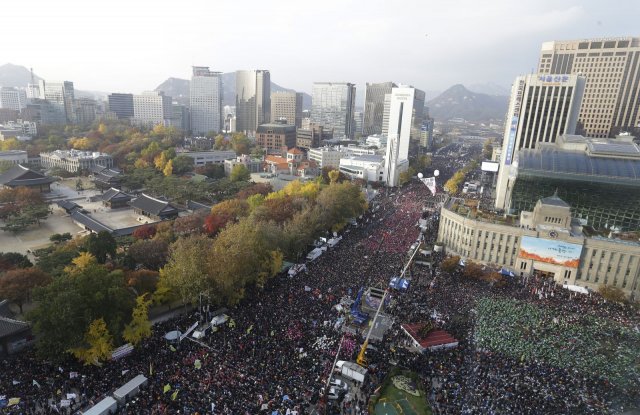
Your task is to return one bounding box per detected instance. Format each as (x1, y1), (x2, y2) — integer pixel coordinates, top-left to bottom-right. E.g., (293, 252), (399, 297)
(2, 0), (638, 95)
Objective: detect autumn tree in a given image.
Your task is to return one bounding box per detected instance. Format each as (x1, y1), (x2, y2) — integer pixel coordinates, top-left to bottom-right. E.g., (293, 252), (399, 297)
(214, 134), (231, 150)
(126, 269), (160, 294)
(122, 295), (152, 345)
(463, 261), (483, 279)
(172, 211), (206, 235)
(0, 268), (51, 313)
(163, 159), (174, 176)
(70, 318), (114, 365)
(0, 252), (32, 272)
(127, 239), (169, 270)
(132, 224), (157, 240)
(64, 252), (98, 275)
(230, 133), (251, 155)
(599, 285), (627, 303)
(440, 256), (460, 274)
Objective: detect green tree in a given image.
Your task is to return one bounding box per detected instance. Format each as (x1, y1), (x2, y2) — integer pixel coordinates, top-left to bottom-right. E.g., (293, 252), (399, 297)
(127, 239), (169, 270)
(231, 132), (251, 155)
(85, 231), (117, 263)
(161, 235), (213, 304)
(122, 295), (152, 345)
(214, 134), (230, 150)
(0, 252), (32, 271)
(70, 318), (114, 365)
(398, 167), (417, 187)
(172, 155), (195, 175)
(28, 263), (134, 361)
(230, 164), (250, 182)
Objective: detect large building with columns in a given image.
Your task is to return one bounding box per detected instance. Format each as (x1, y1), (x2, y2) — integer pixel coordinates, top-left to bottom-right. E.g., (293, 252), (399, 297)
(438, 194), (640, 301)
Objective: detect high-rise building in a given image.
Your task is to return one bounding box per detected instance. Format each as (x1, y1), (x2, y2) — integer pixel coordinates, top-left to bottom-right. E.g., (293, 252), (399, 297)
(354, 111), (364, 137)
(190, 66), (223, 135)
(0, 87), (27, 111)
(171, 104), (190, 132)
(537, 37), (640, 138)
(236, 70), (271, 133)
(108, 93), (134, 119)
(420, 118), (435, 149)
(74, 98), (97, 125)
(271, 91), (303, 127)
(382, 86), (425, 141)
(311, 82), (356, 139)
(39, 80), (75, 123)
(494, 74), (585, 209)
(363, 82), (396, 136)
(384, 85), (424, 186)
(132, 91), (173, 127)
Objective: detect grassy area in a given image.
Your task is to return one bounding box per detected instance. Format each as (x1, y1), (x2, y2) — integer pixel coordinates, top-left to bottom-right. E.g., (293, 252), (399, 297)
(372, 370), (432, 415)
(475, 298), (640, 388)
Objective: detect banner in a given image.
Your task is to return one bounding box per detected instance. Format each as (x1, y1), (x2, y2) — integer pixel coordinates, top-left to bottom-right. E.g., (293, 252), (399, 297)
(60, 399), (71, 407)
(66, 393), (76, 400)
(420, 177), (437, 196)
(69, 372), (78, 379)
(8, 398), (20, 406)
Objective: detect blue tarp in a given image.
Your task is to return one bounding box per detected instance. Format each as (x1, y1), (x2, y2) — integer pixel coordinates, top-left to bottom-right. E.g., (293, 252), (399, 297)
(499, 268), (516, 277)
(389, 277), (410, 291)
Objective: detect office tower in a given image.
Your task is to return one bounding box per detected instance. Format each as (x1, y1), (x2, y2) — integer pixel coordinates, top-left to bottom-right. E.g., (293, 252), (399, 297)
(171, 104), (190, 132)
(0, 87), (27, 111)
(190, 66), (223, 135)
(236, 70), (271, 133)
(537, 37), (640, 138)
(108, 93), (134, 119)
(494, 74), (585, 209)
(132, 91), (173, 127)
(381, 87), (425, 141)
(74, 98), (97, 125)
(39, 80), (75, 123)
(311, 82), (356, 139)
(363, 82), (396, 136)
(26, 83), (40, 100)
(420, 118), (434, 149)
(271, 91), (303, 127)
(384, 85), (423, 186)
(354, 111), (364, 137)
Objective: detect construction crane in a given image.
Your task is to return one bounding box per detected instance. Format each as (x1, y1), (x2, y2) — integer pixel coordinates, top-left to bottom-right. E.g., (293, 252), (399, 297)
(356, 242), (423, 367)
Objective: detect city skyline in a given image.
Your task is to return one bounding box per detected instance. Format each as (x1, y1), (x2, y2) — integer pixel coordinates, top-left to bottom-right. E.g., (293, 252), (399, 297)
(1, 0), (638, 95)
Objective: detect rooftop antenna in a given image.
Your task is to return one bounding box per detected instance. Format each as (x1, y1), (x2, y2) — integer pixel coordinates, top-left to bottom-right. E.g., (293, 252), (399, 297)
(30, 67), (35, 84)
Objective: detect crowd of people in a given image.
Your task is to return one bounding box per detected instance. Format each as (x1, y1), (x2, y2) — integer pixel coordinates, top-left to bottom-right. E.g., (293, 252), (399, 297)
(2, 148), (639, 415)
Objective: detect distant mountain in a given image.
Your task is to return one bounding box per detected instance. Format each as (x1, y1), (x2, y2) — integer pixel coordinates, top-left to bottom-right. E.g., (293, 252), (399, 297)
(426, 84), (509, 122)
(467, 82), (510, 97)
(0, 63), (41, 87)
(155, 73), (312, 110)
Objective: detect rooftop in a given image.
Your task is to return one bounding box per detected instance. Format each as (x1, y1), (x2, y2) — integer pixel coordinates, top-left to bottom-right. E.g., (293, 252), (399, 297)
(0, 316), (29, 339)
(129, 193), (179, 216)
(0, 164), (55, 187)
(41, 149), (112, 160)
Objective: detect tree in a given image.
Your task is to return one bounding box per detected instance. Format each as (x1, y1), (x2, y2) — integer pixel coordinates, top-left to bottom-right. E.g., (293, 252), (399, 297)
(316, 181), (367, 232)
(328, 170), (340, 184)
(172, 211), (206, 235)
(0, 252), (32, 271)
(599, 285), (627, 303)
(440, 256), (460, 274)
(463, 261), (483, 279)
(214, 134), (231, 150)
(132, 224), (157, 240)
(126, 269), (160, 294)
(163, 159), (174, 176)
(172, 155), (194, 175)
(231, 133), (251, 155)
(160, 235), (213, 304)
(483, 139), (494, 160)
(85, 231), (117, 263)
(70, 318), (114, 365)
(230, 164), (250, 182)
(195, 163), (225, 179)
(50, 233), (72, 243)
(321, 167), (347, 184)
(444, 171), (465, 195)
(398, 167), (417, 187)
(64, 252), (98, 275)
(127, 239), (169, 270)
(0, 268), (51, 313)
(122, 295), (152, 345)
(236, 183), (272, 200)
(28, 264), (134, 361)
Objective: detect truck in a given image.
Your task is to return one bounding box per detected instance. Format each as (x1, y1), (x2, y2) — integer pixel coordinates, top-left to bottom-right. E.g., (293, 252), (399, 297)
(335, 361), (367, 383)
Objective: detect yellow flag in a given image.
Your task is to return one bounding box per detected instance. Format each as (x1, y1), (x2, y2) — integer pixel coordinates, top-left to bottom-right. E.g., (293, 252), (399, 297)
(171, 389), (179, 401)
(163, 384), (171, 394)
(8, 398), (20, 406)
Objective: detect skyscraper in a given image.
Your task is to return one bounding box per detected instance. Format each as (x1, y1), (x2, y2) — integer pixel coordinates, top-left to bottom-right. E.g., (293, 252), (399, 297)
(190, 66), (223, 135)
(363, 82), (396, 136)
(494, 74), (585, 209)
(311, 82), (356, 139)
(271, 91), (303, 127)
(108, 93), (134, 119)
(537, 37), (640, 138)
(39, 80), (75, 123)
(382, 86), (426, 141)
(384, 85), (423, 186)
(132, 91), (173, 127)
(0, 87), (27, 111)
(236, 70), (271, 133)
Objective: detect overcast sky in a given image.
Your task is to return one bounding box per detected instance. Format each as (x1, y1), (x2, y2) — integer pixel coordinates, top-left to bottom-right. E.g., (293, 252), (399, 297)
(2, 0), (638, 96)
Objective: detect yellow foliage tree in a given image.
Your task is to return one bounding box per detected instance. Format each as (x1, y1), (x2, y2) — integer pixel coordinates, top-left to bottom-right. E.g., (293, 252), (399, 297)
(98, 123), (107, 135)
(69, 137), (95, 150)
(64, 252), (98, 275)
(163, 159), (173, 176)
(328, 170), (340, 184)
(134, 158), (149, 169)
(123, 295), (152, 345)
(154, 152), (168, 170)
(0, 138), (20, 151)
(70, 318), (114, 365)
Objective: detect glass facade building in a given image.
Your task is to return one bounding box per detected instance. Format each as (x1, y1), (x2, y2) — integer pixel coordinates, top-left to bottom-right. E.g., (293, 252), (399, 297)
(311, 82), (356, 139)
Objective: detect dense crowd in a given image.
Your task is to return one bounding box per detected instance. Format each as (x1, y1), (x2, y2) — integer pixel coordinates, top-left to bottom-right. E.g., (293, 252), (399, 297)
(2, 148), (639, 414)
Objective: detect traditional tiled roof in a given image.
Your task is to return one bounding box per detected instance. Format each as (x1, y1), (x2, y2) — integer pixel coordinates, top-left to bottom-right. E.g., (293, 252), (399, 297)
(70, 210), (113, 233)
(0, 165), (55, 187)
(101, 188), (132, 202)
(0, 316), (29, 339)
(129, 194), (179, 216)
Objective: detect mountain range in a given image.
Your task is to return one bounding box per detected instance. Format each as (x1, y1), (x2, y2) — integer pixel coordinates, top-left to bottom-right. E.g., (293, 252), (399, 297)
(426, 84), (509, 122)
